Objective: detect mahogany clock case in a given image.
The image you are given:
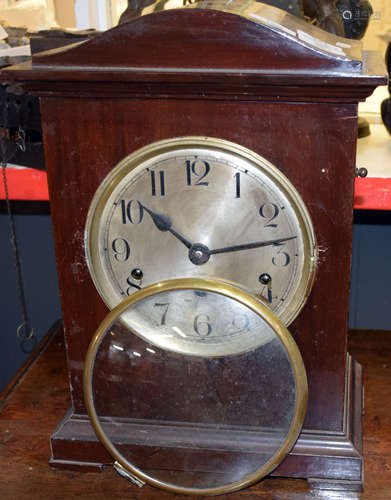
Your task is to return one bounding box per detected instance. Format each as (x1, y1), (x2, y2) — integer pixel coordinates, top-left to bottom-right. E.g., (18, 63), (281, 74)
(1, 1), (386, 491)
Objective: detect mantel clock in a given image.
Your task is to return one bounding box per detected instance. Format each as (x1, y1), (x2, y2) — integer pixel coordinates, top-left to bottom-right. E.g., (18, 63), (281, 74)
(2, 0), (386, 494)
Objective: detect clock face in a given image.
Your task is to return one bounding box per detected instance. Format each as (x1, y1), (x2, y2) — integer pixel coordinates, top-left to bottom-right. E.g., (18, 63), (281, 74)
(85, 137), (317, 326)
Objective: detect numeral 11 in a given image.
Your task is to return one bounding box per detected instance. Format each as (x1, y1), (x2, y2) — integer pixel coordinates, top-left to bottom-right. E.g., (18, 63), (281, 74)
(150, 170), (165, 196)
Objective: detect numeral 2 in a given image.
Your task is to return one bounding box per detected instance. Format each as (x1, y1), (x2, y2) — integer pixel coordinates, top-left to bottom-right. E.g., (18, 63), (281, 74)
(259, 203), (280, 228)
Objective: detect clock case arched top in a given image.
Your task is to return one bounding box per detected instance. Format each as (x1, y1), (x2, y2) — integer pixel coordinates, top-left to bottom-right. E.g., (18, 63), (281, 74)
(1, 0), (386, 100)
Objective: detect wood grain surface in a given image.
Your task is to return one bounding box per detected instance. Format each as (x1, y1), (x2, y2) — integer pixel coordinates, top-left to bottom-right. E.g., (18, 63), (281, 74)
(40, 97), (358, 435)
(0, 327), (390, 499)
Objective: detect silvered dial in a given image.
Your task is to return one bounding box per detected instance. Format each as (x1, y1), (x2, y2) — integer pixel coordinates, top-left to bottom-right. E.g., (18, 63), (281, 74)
(85, 137), (317, 325)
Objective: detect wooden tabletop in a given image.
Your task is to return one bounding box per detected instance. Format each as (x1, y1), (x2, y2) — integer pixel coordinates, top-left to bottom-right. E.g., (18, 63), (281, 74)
(0, 326), (390, 499)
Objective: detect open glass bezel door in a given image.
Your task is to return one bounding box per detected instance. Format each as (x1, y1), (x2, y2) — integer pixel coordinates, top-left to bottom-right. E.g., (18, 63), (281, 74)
(83, 278), (307, 496)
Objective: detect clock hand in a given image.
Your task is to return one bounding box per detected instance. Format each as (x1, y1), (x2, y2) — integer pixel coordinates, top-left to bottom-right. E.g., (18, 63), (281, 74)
(141, 204), (193, 249)
(209, 236), (297, 255)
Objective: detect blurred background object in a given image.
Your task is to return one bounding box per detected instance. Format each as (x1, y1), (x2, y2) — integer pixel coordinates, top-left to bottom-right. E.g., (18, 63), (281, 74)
(117, 0), (372, 39)
(0, 0), (382, 42)
(337, 0), (373, 39)
(379, 31), (391, 135)
(302, 0), (345, 36)
(0, 0), (57, 31)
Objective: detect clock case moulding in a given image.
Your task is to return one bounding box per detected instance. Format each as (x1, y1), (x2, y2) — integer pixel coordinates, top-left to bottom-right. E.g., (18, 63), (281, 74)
(1, 0), (386, 492)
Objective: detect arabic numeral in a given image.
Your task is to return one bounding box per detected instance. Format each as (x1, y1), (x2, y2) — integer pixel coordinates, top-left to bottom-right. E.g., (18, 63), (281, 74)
(232, 314), (249, 330)
(272, 243), (291, 267)
(126, 276), (141, 295)
(120, 200), (144, 224)
(111, 238), (130, 262)
(154, 302), (170, 325)
(193, 314), (212, 337)
(259, 203), (279, 228)
(186, 159), (210, 186)
(259, 273), (274, 303)
(234, 172), (241, 198)
(150, 170), (166, 196)
(261, 285), (273, 304)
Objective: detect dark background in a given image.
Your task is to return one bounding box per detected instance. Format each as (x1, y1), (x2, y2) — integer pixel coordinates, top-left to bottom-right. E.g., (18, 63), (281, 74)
(0, 204), (61, 393)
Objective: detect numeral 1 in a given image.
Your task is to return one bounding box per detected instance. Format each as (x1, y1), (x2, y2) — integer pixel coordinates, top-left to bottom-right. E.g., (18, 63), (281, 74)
(234, 172), (240, 198)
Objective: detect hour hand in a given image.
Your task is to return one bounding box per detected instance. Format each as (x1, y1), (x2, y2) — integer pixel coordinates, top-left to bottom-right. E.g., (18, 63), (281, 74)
(141, 204), (193, 249)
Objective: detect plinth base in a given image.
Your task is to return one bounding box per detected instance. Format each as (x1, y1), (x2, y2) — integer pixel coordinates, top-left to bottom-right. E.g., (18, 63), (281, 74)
(50, 355), (363, 491)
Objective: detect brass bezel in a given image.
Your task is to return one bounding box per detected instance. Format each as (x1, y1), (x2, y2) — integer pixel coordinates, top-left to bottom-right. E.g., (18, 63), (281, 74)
(83, 278), (308, 496)
(84, 136), (317, 327)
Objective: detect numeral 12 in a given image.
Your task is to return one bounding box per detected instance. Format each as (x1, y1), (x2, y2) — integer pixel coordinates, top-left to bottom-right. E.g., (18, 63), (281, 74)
(186, 160), (210, 186)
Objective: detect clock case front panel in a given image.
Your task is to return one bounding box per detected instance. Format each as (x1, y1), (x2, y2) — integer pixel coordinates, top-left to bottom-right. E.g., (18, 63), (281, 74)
(47, 99), (359, 485)
(45, 97), (354, 428)
(3, 3), (385, 490)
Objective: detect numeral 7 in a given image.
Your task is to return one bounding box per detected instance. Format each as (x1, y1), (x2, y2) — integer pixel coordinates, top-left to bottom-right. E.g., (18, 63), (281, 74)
(154, 302), (170, 325)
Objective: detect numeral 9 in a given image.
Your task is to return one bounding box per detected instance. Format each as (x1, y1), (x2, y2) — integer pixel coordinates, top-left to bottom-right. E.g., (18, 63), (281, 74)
(111, 238), (130, 262)
(232, 314), (250, 330)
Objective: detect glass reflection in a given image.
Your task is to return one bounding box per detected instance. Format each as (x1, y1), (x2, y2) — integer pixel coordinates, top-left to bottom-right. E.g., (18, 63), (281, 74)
(90, 288), (299, 490)
(119, 289), (276, 357)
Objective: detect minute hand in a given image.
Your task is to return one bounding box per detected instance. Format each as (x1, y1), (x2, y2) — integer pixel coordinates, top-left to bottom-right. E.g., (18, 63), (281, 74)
(209, 236), (297, 255)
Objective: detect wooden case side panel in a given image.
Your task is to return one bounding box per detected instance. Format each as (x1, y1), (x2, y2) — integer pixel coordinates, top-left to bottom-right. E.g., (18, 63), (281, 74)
(40, 97), (357, 433)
